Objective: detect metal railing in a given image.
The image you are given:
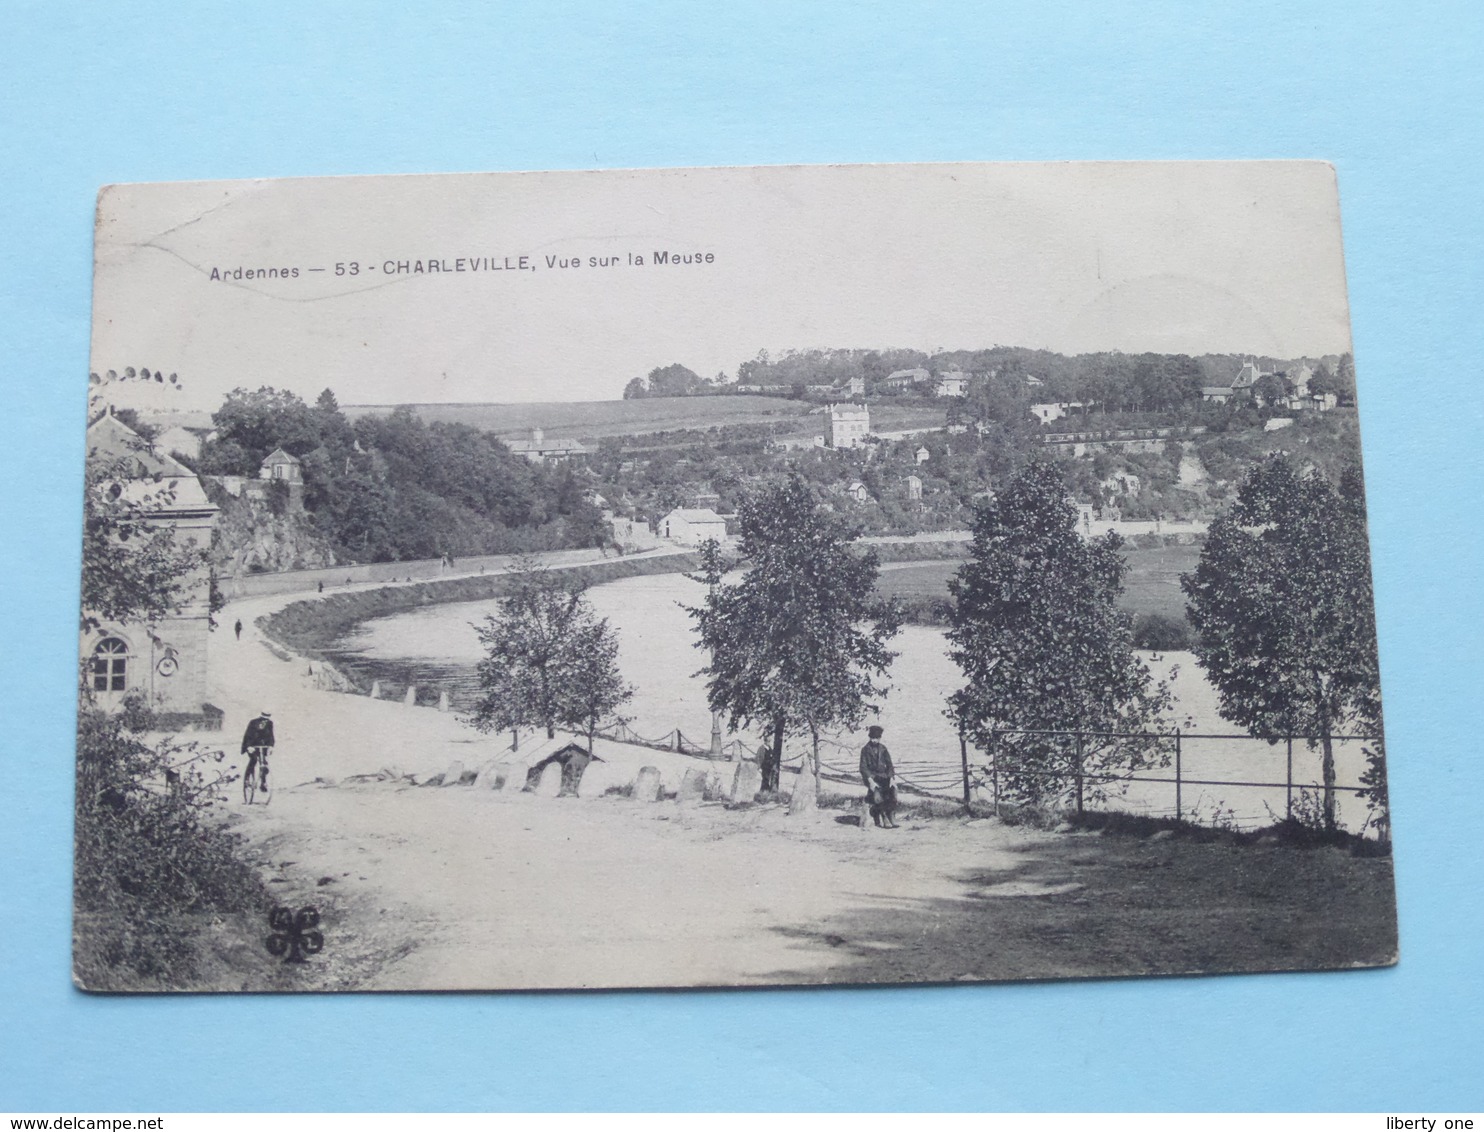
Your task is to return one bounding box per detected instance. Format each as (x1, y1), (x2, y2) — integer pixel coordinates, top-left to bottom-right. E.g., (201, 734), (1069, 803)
(966, 727), (1382, 829)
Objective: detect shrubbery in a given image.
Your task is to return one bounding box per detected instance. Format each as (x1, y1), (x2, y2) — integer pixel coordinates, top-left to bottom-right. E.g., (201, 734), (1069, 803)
(1130, 611), (1195, 651)
(73, 697), (266, 987)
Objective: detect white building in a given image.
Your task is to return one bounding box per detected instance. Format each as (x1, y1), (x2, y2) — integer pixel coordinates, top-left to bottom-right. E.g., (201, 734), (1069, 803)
(934, 371), (969, 397)
(844, 481), (871, 503)
(1031, 402), (1082, 424)
(915, 445), (930, 464)
(505, 427), (591, 463)
(660, 507), (728, 545)
(826, 402), (870, 448)
(906, 475), (923, 501)
(881, 367), (929, 391)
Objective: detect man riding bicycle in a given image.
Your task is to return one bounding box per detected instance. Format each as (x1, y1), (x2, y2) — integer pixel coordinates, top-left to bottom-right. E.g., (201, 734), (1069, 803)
(241, 710), (275, 801)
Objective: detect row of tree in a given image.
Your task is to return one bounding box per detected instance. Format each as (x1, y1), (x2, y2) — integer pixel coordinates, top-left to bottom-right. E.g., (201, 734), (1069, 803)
(466, 455), (1384, 833)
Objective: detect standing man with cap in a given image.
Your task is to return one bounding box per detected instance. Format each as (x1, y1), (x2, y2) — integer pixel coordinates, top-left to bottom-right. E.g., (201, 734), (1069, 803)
(241, 710), (276, 801)
(860, 724), (898, 828)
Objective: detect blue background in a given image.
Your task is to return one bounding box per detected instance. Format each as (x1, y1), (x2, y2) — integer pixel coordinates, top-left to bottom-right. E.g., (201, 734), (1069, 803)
(2, 0), (1481, 1111)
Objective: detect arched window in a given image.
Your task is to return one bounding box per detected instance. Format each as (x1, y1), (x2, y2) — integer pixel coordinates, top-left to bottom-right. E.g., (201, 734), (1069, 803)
(92, 637), (129, 693)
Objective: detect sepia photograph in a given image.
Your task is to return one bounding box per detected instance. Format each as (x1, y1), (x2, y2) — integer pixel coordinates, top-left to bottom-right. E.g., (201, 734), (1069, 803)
(76, 161), (1395, 992)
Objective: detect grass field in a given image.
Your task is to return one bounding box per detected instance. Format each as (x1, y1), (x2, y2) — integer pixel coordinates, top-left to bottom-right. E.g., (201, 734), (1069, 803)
(876, 541), (1202, 621)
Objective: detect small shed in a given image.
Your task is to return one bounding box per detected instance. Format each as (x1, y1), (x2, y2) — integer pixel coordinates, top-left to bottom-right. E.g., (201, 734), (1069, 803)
(259, 447), (303, 483)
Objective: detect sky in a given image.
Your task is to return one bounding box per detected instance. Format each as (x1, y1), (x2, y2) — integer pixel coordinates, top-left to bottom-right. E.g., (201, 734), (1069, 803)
(90, 161), (1354, 413)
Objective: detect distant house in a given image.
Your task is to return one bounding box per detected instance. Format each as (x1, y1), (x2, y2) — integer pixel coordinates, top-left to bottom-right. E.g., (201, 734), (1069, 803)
(1286, 361), (1314, 395)
(881, 367), (929, 391)
(914, 445), (930, 465)
(1264, 417), (1295, 432)
(906, 475), (923, 501)
(844, 481), (871, 503)
(1030, 402), (1085, 424)
(1231, 359), (1266, 390)
(826, 402), (870, 449)
(155, 425), (203, 461)
(845, 375), (866, 397)
(259, 447), (303, 483)
(933, 371), (969, 397)
(660, 507), (728, 545)
(506, 427), (591, 463)
(1201, 386), (1235, 404)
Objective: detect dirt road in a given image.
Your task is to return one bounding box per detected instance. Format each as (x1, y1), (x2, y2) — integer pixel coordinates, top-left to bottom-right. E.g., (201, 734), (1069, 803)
(211, 576), (1054, 989)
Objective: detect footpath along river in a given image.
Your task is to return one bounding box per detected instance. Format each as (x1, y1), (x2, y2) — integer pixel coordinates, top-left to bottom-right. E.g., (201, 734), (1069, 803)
(327, 568), (1374, 831)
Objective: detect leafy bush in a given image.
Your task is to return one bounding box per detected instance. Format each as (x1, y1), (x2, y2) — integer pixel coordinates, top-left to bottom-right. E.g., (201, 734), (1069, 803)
(73, 698), (266, 986)
(1131, 612), (1195, 650)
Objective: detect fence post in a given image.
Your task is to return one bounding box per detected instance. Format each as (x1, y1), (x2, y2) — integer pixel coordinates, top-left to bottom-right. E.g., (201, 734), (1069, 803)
(673, 729), (681, 752)
(990, 729), (1000, 813)
(1286, 735), (1294, 821)
(959, 724), (971, 810)
(1174, 728), (1182, 823)
(1075, 731), (1084, 816)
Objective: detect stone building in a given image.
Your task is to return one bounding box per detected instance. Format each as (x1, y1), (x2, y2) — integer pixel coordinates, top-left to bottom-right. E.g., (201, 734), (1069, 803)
(82, 412), (220, 729)
(660, 507), (728, 545)
(825, 403), (870, 449)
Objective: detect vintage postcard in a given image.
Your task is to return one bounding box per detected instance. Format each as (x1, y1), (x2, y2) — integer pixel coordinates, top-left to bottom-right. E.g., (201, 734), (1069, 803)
(77, 162), (1395, 991)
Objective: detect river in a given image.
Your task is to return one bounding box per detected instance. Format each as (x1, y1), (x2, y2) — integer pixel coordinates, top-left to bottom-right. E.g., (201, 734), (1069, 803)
(328, 569), (1375, 831)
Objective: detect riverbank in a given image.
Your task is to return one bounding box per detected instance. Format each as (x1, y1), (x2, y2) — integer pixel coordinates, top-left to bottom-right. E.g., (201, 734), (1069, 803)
(258, 549), (699, 675)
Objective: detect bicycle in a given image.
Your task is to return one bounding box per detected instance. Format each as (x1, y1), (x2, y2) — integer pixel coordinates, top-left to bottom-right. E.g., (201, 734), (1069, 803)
(243, 745), (273, 805)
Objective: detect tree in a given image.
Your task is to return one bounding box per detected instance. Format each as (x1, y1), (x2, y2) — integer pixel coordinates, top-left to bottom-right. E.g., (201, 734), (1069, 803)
(562, 617), (634, 752)
(687, 475), (901, 792)
(947, 461), (1172, 806)
(81, 460), (209, 633)
(82, 372), (211, 634)
(1181, 456), (1382, 832)
(466, 560), (630, 744)
(623, 376), (648, 400)
(645, 363), (704, 397)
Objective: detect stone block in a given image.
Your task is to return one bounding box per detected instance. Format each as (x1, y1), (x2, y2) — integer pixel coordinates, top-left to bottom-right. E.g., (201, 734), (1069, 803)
(481, 761), (511, 789)
(534, 761), (564, 797)
(788, 766), (818, 815)
(730, 760), (763, 803)
(441, 760), (465, 786)
(501, 759), (532, 792)
(632, 766), (663, 802)
(677, 767), (708, 805)
(370, 680), (381, 700)
(574, 760), (617, 797)
(471, 759), (499, 788)
(403, 685), (417, 706)
(437, 690), (451, 712)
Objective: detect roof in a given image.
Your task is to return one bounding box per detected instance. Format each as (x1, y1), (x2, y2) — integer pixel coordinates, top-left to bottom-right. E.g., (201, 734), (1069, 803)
(1202, 386), (1234, 396)
(885, 367), (930, 382)
(664, 507), (726, 524)
(85, 413), (216, 515)
(261, 446), (301, 465)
